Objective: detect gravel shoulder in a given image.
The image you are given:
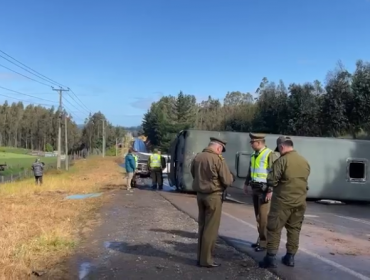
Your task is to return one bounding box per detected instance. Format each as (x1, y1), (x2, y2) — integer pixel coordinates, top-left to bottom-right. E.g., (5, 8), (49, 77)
(68, 186), (278, 280)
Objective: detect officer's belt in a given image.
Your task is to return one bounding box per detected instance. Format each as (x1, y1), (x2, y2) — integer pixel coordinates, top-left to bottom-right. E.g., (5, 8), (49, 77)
(250, 182), (268, 192)
(197, 190), (223, 196)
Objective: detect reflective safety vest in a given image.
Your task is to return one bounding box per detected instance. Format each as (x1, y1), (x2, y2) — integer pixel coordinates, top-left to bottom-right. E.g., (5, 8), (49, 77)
(150, 154), (161, 168)
(250, 147), (272, 183)
(133, 155), (138, 167)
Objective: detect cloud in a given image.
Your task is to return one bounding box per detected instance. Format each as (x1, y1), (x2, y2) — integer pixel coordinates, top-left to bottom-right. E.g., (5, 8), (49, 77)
(130, 92), (164, 110)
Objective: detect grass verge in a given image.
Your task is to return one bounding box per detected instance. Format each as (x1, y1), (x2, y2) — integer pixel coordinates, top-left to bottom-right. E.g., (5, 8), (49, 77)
(0, 156), (125, 280)
(0, 153), (57, 176)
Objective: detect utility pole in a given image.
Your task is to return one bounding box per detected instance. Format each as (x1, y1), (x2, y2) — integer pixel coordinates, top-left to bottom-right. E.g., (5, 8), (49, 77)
(115, 138), (118, 157)
(65, 113), (69, 171)
(102, 119), (105, 157)
(52, 87), (69, 169)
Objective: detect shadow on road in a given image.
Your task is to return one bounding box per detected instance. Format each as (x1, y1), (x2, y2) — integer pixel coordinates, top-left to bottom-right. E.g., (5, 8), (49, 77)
(150, 229), (255, 259)
(150, 228), (197, 239)
(104, 241), (196, 266)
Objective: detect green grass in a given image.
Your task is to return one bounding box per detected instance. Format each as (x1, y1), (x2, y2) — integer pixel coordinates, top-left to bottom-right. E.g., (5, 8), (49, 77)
(0, 152), (57, 176)
(0, 146), (31, 155)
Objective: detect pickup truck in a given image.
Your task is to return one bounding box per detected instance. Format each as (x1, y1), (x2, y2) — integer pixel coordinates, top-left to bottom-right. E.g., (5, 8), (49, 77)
(136, 158), (151, 178)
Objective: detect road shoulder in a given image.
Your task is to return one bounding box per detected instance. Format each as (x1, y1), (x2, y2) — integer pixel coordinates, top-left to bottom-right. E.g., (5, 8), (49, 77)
(67, 187), (278, 280)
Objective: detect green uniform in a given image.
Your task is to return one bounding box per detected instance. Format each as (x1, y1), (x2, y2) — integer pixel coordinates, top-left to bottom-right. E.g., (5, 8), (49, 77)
(245, 149), (279, 248)
(266, 149), (310, 255)
(246, 132), (280, 249)
(191, 137), (234, 266)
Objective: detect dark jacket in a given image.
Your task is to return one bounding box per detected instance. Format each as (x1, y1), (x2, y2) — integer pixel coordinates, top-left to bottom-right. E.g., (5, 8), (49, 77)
(32, 162), (44, 176)
(125, 153), (136, 173)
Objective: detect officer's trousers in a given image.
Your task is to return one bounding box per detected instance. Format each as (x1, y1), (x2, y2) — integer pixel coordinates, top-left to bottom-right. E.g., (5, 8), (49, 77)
(266, 202), (306, 255)
(150, 168), (163, 189)
(252, 194), (270, 248)
(197, 192), (222, 266)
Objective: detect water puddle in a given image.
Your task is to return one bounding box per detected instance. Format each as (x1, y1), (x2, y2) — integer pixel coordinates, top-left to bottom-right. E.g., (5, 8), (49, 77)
(79, 262), (93, 279)
(104, 241), (127, 252)
(65, 193), (103, 200)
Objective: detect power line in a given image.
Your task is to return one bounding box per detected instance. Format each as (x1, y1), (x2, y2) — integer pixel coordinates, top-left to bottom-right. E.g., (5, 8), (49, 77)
(62, 104), (85, 119)
(63, 95), (88, 115)
(0, 62), (52, 87)
(68, 88), (91, 112)
(64, 92), (90, 115)
(0, 49), (92, 117)
(62, 97), (89, 124)
(0, 85), (86, 121)
(0, 90), (85, 125)
(0, 86), (57, 104)
(0, 49), (68, 88)
(0, 62), (90, 115)
(0, 92), (55, 107)
(0, 53), (63, 88)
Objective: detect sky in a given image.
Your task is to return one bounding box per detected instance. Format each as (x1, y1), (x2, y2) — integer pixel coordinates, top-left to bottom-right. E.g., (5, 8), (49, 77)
(0, 0), (369, 126)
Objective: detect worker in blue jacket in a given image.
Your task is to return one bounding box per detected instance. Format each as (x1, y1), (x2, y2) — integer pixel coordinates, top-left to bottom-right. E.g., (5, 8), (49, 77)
(125, 148), (137, 191)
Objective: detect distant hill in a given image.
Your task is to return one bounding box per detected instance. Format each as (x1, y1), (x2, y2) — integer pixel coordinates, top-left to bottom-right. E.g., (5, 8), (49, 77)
(77, 124), (85, 130)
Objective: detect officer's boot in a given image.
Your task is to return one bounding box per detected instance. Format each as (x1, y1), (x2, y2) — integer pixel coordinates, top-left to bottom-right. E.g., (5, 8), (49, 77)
(259, 253), (278, 268)
(282, 253), (295, 267)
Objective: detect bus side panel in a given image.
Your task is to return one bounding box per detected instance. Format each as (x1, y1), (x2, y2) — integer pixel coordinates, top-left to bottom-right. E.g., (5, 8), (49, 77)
(168, 135), (178, 187)
(181, 130), (251, 192)
(174, 132), (186, 190)
(180, 129), (370, 202)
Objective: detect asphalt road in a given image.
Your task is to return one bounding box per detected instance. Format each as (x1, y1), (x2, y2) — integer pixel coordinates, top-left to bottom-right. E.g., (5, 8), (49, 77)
(65, 174), (370, 280)
(157, 178), (370, 280)
(67, 181), (278, 280)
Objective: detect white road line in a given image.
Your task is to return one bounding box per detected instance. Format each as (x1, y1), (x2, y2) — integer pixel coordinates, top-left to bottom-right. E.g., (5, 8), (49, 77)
(222, 211), (370, 280)
(335, 215), (370, 226)
(304, 214), (319, 218)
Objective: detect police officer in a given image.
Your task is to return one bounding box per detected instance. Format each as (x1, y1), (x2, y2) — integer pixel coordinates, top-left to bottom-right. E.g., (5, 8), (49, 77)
(244, 133), (279, 252)
(259, 136), (310, 268)
(191, 137), (234, 268)
(148, 148), (163, 190)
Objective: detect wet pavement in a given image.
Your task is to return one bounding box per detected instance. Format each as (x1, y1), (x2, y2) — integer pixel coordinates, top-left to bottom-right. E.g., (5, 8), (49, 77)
(160, 184), (370, 280)
(68, 180), (278, 280)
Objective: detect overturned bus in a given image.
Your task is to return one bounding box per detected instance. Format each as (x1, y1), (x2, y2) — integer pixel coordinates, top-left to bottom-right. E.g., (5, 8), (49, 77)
(168, 129), (370, 202)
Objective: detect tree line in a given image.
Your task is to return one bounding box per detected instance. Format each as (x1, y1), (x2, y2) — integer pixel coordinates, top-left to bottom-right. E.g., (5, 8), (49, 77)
(0, 101), (126, 154)
(142, 60), (370, 152)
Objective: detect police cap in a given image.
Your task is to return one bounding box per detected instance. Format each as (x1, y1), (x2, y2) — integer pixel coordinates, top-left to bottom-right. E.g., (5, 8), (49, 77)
(275, 135), (293, 151)
(210, 137), (227, 152)
(249, 133), (266, 140)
